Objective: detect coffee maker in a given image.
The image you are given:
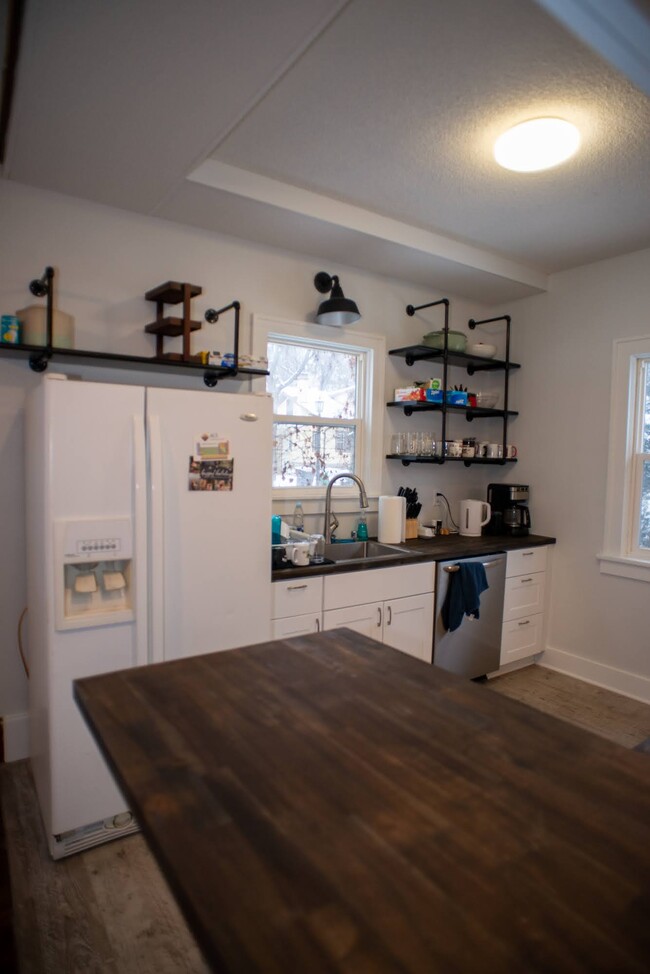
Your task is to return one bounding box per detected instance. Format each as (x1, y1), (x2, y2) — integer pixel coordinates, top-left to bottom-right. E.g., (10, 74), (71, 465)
(485, 484), (531, 536)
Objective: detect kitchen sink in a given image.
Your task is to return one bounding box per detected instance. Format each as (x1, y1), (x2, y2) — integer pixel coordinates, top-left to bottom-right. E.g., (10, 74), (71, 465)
(323, 541), (417, 563)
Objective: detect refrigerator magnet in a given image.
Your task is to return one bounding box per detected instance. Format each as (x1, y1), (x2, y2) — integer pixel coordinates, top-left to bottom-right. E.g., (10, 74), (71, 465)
(188, 456), (234, 491)
(194, 432), (230, 459)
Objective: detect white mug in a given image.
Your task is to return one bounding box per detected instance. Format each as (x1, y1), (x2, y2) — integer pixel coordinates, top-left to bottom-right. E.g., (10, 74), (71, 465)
(286, 543), (310, 566)
(506, 444), (518, 458)
(447, 440), (462, 457)
(486, 443), (499, 458)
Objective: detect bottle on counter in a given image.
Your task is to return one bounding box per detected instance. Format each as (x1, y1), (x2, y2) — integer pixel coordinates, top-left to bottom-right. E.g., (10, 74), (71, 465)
(293, 501), (305, 532)
(357, 513), (368, 541)
(271, 514), (283, 546)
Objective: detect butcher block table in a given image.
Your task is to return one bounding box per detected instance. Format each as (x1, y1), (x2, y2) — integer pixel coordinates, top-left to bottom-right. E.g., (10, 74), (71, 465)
(74, 629), (650, 973)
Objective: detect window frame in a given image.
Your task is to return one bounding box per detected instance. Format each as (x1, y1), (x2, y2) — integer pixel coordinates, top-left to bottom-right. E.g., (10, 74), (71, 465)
(600, 336), (650, 581)
(251, 314), (385, 503)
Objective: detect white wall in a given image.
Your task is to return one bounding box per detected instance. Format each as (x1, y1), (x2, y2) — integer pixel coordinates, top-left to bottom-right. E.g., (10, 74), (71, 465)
(1, 179), (499, 733)
(501, 247), (650, 700)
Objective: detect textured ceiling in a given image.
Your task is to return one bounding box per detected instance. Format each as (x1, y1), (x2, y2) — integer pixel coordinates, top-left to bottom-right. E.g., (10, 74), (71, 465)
(3, 0), (650, 303)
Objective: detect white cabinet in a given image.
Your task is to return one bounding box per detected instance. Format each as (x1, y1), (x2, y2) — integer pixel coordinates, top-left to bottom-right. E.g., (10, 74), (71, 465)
(271, 576), (323, 638)
(271, 614), (321, 639)
(323, 564), (435, 662)
(381, 593), (434, 662)
(323, 601), (383, 640)
(502, 572), (546, 622)
(501, 614), (544, 665)
(499, 546), (550, 667)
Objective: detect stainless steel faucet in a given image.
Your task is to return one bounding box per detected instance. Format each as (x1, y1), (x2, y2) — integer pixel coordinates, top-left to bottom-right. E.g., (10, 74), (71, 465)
(323, 473), (369, 543)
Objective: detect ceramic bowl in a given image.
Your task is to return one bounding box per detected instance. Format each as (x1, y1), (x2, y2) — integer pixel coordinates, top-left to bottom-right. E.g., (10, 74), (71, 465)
(422, 330), (468, 352)
(467, 342), (497, 358)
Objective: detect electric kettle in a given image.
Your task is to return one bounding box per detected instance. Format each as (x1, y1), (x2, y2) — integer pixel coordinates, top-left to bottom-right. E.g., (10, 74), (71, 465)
(459, 499), (491, 537)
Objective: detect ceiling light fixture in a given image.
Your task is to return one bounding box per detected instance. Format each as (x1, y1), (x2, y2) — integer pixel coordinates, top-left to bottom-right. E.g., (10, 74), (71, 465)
(494, 117), (581, 173)
(314, 272), (361, 327)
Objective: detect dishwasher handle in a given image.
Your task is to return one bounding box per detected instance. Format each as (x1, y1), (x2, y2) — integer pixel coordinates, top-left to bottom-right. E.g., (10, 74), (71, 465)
(443, 560), (504, 573)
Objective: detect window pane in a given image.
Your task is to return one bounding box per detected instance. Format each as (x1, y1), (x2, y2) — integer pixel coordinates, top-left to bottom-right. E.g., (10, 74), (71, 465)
(639, 460), (650, 550)
(267, 342), (358, 420)
(644, 361), (650, 453)
(272, 422), (356, 487)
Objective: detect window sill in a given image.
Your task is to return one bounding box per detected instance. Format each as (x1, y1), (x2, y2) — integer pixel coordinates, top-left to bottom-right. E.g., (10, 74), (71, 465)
(597, 553), (650, 583)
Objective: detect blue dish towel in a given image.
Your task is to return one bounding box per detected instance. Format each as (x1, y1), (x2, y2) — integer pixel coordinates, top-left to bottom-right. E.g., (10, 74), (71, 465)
(442, 562), (489, 632)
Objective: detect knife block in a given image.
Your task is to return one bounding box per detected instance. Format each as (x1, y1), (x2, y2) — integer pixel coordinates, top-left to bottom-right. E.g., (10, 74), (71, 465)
(405, 518), (419, 540)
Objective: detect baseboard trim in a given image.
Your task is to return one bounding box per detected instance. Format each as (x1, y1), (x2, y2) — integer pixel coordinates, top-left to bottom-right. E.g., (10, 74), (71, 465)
(2, 713), (29, 762)
(541, 646), (650, 705)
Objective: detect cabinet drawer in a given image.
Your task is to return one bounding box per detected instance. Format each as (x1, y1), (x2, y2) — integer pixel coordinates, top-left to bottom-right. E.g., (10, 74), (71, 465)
(272, 576), (323, 619)
(506, 546), (548, 578)
(272, 613), (321, 639)
(324, 562), (435, 611)
(503, 572), (546, 622)
(501, 613), (544, 665)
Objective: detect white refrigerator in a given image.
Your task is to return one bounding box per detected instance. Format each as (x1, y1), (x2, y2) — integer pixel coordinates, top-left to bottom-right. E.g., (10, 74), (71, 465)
(25, 374), (272, 857)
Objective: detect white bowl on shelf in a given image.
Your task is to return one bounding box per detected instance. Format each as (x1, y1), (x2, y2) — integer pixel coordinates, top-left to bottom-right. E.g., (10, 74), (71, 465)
(468, 342), (497, 358)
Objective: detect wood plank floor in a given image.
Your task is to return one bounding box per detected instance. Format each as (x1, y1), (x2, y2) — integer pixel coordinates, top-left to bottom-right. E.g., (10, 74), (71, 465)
(2, 663), (650, 973)
(487, 664), (650, 748)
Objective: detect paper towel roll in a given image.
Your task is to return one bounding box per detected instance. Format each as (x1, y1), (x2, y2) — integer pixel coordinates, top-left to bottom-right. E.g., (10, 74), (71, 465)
(378, 495), (406, 544)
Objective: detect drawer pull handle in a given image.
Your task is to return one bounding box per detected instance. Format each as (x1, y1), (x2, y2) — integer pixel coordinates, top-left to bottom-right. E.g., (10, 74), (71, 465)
(377, 607), (382, 627)
(316, 618), (320, 632)
(287, 584), (308, 591)
(520, 577), (533, 583)
(387, 605), (392, 626)
(518, 619), (531, 626)
(522, 552), (534, 557)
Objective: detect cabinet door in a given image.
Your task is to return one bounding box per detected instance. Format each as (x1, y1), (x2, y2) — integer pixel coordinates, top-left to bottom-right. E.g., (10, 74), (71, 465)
(503, 572), (546, 622)
(383, 594), (434, 663)
(323, 602), (384, 642)
(501, 614), (544, 665)
(271, 614), (321, 639)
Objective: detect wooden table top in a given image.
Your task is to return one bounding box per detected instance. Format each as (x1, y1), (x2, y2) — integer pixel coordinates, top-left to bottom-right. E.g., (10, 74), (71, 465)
(74, 630), (650, 973)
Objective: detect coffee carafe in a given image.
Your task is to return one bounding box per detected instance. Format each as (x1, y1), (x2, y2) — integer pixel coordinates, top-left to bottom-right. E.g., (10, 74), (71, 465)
(486, 484), (531, 536)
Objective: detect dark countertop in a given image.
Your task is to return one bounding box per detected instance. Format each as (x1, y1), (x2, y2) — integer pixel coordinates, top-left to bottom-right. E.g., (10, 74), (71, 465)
(273, 532), (556, 580)
(75, 628), (650, 973)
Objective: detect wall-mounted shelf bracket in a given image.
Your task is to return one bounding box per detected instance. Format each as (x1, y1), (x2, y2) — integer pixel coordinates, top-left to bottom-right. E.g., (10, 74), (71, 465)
(203, 300), (241, 387)
(406, 297), (451, 445)
(26, 265), (55, 372)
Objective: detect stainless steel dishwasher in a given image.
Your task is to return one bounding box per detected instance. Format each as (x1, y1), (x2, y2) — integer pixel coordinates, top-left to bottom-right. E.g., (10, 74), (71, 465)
(433, 553), (506, 678)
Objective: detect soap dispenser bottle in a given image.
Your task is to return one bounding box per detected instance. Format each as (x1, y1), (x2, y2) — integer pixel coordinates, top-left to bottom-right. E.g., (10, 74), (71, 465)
(357, 513), (368, 541)
(293, 501), (305, 532)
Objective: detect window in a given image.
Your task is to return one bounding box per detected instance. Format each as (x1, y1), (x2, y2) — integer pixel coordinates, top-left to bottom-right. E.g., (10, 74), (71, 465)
(629, 357), (650, 557)
(252, 315), (385, 499)
(600, 337), (650, 581)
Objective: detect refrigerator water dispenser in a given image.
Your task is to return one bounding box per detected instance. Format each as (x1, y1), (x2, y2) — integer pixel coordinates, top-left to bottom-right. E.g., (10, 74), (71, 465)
(54, 517), (135, 630)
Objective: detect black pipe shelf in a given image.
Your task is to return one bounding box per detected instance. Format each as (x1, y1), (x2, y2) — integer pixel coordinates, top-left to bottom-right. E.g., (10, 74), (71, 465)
(389, 343), (520, 373)
(387, 401), (518, 420)
(386, 454), (517, 467)
(0, 342), (269, 386)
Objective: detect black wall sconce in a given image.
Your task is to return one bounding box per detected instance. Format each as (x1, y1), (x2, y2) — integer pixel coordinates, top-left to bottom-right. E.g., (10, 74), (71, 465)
(313, 272), (361, 327)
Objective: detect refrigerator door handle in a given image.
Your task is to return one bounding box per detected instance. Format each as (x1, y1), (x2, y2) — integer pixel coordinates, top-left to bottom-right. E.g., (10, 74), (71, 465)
(133, 413), (149, 668)
(148, 412), (165, 664)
